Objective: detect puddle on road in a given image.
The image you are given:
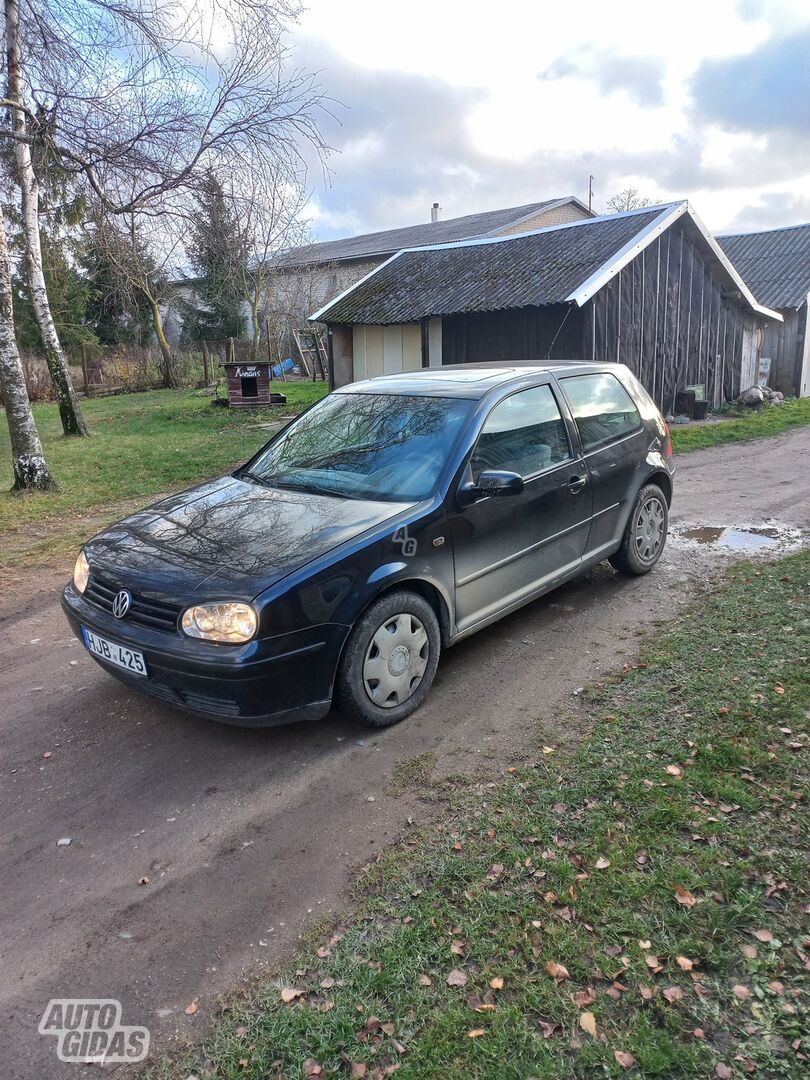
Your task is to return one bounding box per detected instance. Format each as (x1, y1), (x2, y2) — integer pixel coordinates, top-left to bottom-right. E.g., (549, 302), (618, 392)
(679, 526), (781, 551)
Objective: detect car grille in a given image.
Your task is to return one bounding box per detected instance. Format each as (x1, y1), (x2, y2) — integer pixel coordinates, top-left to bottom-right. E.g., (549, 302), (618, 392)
(84, 574), (181, 633)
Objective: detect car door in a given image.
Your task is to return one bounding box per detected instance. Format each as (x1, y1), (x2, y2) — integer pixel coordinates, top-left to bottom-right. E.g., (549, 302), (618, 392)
(450, 382), (593, 634)
(556, 372), (647, 560)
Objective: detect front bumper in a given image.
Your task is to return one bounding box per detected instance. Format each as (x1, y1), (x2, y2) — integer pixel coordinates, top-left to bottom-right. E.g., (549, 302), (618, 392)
(61, 584), (349, 727)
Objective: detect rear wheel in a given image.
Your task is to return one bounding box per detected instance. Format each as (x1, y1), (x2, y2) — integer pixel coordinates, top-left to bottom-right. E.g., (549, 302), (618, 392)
(335, 590), (441, 727)
(609, 483), (668, 576)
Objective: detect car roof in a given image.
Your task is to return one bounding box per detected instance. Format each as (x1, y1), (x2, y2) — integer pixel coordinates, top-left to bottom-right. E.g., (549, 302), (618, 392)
(336, 361), (625, 399)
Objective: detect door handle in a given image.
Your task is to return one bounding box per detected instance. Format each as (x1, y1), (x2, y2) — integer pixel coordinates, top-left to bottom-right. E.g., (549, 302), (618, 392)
(568, 474), (587, 494)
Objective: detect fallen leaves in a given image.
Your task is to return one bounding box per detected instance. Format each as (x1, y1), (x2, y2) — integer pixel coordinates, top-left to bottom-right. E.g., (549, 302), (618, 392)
(665, 764), (683, 777)
(544, 961), (570, 980)
(662, 986), (684, 1004)
(732, 984), (751, 1001)
(489, 976), (504, 990)
(466, 1028), (486, 1038)
(675, 955), (694, 972)
(184, 1000), (198, 1016)
(446, 969), (467, 987)
(614, 1050), (636, 1069)
(674, 885), (696, 909)
(751, 928), (773, 942)
(594, 856), (611, 870)
(280, 987), (305, 1003)
(714, 1064), (733, 1079)
(645, 954), (663, 973)
(579, 1011), (597, 1036)
(417, 974), (432, 987)
(573, 988), (596, 1007)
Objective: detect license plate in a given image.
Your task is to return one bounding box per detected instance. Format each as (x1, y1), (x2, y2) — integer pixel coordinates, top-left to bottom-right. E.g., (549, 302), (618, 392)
(81, 627), (147, 677)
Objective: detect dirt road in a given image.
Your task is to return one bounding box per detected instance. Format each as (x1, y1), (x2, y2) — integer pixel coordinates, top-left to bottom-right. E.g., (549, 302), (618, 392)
(2, 427), (808, 1078)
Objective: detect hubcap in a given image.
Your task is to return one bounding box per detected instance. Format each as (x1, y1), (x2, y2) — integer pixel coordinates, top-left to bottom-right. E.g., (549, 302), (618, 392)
(362, 613), (429, 709)
(634, 496), (665, 562)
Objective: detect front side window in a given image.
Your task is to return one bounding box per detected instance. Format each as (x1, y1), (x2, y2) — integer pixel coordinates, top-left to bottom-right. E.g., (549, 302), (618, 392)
(561, 373), (641, 452)
(471, 384), (571, 479)
(243, 392), (473, 502)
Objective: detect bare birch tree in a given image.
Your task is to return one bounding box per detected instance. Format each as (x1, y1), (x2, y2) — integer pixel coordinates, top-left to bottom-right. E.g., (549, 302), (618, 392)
(0, 204), (54, 489)
(4, 0), (87, 435)
(0, 0), (328, 448)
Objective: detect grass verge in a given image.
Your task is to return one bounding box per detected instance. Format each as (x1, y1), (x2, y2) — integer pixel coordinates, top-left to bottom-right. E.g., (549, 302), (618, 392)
(0, 384), (327, 576)
(670, 398), (810, 453)
(151, 552), (809, 1079)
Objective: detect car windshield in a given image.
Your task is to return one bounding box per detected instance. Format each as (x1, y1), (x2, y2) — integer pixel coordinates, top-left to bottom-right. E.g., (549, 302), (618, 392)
(242, 391), (473, 502)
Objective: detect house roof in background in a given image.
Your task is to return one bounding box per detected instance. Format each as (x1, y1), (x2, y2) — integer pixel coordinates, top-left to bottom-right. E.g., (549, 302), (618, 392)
(274, 196), (590, 268)
(312, 201), (782, 326)
(716, 222), (810, 309)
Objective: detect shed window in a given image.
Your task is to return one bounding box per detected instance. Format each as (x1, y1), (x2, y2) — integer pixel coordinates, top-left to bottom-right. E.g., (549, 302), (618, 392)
(240, 376), (259, 398)
(471, 384), (571, 479)
(560, 373), (641, 452)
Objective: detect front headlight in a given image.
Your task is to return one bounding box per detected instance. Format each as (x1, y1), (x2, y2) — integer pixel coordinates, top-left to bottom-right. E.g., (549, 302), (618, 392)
(181, 602), (258, 643)
(73, 549), (90, 594)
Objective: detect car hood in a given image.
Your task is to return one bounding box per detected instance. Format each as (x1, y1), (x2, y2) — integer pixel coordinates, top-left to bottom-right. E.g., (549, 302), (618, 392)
(85, 475), (413, 598)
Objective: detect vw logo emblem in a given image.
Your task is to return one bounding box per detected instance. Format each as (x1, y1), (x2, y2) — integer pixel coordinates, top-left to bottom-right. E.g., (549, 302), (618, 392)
(112, 590), (132, 619)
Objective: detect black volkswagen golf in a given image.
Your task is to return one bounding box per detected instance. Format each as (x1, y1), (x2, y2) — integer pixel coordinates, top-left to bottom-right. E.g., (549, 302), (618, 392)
(62, 363), (674, 728)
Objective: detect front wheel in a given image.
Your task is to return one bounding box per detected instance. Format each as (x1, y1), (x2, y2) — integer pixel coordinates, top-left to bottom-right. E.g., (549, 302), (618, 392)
(335, 590), (441, 728)
(609, 483), (668, 576)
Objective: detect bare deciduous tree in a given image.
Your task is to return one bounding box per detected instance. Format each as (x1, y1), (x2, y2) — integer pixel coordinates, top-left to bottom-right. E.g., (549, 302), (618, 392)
(87, 205), (180, 388)
(0, 0), (328, 462)
(230, 164), (311, 359)
(606, 187), (656, 214)
(0, 205), (54, 489)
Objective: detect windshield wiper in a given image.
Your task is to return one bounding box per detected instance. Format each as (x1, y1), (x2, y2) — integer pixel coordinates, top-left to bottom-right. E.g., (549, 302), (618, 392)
(271, 479), (361, 500)
(238, 468), (275, 489)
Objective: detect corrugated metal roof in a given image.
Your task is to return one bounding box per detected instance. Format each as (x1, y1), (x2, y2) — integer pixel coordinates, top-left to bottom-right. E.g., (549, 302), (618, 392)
(716, 222), (810, 310)
(316, 207), (668, 325)
(273, 197), (587, 268)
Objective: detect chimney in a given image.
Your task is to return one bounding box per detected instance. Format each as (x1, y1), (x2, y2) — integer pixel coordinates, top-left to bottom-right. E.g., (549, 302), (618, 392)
(431, 202), (442, 223)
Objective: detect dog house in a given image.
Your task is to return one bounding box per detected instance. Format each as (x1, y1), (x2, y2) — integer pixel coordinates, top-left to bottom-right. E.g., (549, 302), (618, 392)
(221, 360), (285, 408)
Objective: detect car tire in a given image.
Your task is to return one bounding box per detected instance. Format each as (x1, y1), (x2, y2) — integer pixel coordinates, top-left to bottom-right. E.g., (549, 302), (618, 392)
(335, 590), (441, 728)
(609, 483), (668, 576)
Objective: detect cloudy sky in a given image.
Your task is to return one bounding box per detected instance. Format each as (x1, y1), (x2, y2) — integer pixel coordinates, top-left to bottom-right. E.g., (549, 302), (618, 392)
(289, 0), (809, 242)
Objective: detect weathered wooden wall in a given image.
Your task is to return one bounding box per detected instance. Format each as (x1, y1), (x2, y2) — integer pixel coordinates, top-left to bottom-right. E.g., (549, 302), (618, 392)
(759, 302), (807, 396)
(442, 223), (769, 410)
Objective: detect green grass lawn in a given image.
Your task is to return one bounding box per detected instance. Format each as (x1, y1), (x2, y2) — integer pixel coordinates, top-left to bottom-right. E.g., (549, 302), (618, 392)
(0, 384), (327, 576)
(151, 552), (809, 1080)
(669, 398), (810, 452)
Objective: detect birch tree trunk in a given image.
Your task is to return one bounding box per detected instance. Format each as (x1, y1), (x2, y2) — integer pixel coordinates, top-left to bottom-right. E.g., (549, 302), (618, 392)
(0, 210), (55, 491)
(5, 0), (88, 437)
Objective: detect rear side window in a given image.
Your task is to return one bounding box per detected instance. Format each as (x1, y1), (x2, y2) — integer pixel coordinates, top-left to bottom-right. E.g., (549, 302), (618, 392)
(471, 384), (571, 479)
(560, 373), (642, 452)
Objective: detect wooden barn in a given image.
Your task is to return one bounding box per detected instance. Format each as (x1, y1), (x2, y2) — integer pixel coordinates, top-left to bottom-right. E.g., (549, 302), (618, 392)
(717, 222), (810, 398)
(313, 202), (782, 411)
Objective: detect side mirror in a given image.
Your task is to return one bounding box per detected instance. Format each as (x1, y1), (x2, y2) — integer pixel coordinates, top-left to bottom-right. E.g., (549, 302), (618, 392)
(460, 469), (524, 503)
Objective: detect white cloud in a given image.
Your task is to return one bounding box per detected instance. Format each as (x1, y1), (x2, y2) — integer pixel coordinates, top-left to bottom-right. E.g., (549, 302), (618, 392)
(291, 0), (810, 236)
